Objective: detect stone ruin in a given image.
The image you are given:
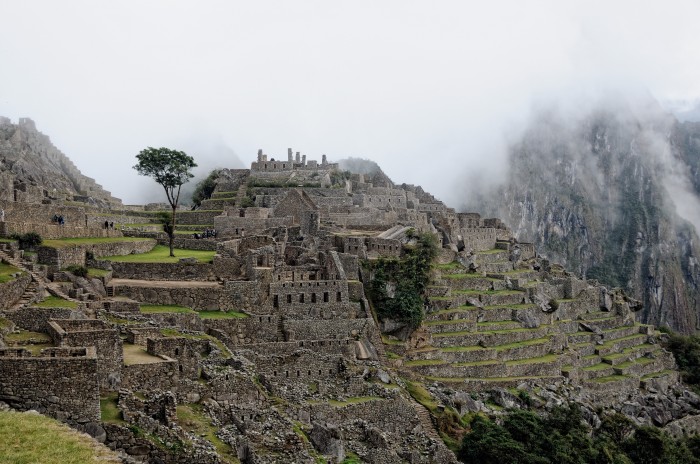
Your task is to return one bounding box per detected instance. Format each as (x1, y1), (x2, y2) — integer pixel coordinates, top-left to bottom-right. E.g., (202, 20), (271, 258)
(0, 145), (697, 463)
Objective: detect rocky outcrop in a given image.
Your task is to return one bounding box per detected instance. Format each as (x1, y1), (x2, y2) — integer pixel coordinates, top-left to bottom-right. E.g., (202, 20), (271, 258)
(0, 117), (121, 207)
(465, 100), (700, 334)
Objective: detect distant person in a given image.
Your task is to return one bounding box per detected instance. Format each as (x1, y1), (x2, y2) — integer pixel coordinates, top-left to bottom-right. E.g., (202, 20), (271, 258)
(0, 208), (4, 222)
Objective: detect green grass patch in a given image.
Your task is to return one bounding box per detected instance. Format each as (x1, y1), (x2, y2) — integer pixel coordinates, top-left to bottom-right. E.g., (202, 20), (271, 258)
(197, 310), (248, 319)
(34, 296), (78, 309)
(593, 374), (631, 383)
(476, 249), (505, 255)
(404, 359), (446, 367)
(641, 370), (676, 381)
(0, 409), (121, 463)
(327, 396), (382, 407)
(434, 261), (464, 270)
(87, 268), (110, 278)
(385, 351), (401, 359)
(100, 394), (125, 424)
(159, 329), (231, 358)
(103, 245), (215, 263)
(0, 262), (22, 283)
(42, 237), (153, 248)
(140, 304), (194, 314)
(505, 354), (558, 366)
(440, 345), (483, 353)
(405, 380), (438, 412)
(453, 359), (500, 367)
(176, 404), (236, 460)
(598, 333), (647, 349)
(493, 337), (552, 351)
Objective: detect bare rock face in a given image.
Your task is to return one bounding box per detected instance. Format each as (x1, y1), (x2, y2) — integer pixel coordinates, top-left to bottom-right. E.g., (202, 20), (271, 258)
(0, 117), (121, 207)
(465, 101), (700, 334)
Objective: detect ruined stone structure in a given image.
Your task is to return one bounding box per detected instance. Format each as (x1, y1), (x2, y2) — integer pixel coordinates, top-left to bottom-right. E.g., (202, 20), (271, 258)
(0, 139), (697, 463)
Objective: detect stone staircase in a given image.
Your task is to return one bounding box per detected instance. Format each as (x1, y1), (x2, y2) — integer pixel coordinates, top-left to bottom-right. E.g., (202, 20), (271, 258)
(0, 248), (81, 309)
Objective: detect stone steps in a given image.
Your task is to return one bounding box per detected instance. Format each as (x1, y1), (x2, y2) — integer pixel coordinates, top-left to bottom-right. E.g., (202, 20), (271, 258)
(424, 319), (476, 334)
(427, 375), (564, 393)
(578, 315), (626, 331)
(601, 343), (660, 366)
(439, 275), (496, 291)
(612, 357), (666, 377)
(439, 336), (553, 363)
(476, 320), (524, 332)
(582, 363), (616, 380)
(601, 325), (645, 342)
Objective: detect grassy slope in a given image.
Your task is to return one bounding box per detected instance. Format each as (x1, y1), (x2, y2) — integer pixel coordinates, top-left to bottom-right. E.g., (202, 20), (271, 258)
(0, 410), (121, 464)
(103, 245), (215, 263)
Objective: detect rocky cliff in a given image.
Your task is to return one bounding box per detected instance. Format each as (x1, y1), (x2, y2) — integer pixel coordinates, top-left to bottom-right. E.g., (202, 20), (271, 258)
(0, 117), (121, 207)
(464, 99), (700, 334)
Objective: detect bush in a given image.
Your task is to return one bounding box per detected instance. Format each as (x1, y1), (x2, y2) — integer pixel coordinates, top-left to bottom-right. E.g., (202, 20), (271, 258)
(191, 169), (220, 207)
(10, 232), (42, 250)
(65, 265), (88, 278)
(665, 330), (700, 392)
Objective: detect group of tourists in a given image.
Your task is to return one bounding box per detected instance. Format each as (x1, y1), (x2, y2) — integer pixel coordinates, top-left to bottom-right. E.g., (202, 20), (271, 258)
(52, 214), (65, 225)
(193, 228), (217, 239)
(103, 221), (114, 229)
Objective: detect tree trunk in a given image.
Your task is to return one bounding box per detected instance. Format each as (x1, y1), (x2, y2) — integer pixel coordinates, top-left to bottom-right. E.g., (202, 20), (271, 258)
(170, 205), (176, 257)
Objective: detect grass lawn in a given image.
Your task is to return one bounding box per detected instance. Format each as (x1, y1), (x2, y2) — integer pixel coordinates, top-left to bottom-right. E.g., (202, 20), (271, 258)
(197, 310), (248, 319)
(42, 237), (154, 248)
(87, 268), (110, 278)
(0, 262), (22, 283)
(100, 394), (125, 424)
(103, 245), (215, 263)
(35, 296), (78, 309)
(140, 304), (195, 314)
(0, 410), (121, 464)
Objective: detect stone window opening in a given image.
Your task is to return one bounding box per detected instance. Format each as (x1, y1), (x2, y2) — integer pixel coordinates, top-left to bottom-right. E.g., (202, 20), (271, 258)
(336, 292), (342, 302)
(179, 365), (183, 372)
(299, 294), (304, 303)
(287, 295), (292, 304)
(285, 371), (289, 378)
(323, 292), (329, 303)
(297, 370), (300, 377)
(273, 370), (277, 376)
(273, 295), (279, 308)
(225, 374), (229, 380)
(311, 293), (316, 303)
(267, 316), (271, 322)
(174, 348), (180, 356)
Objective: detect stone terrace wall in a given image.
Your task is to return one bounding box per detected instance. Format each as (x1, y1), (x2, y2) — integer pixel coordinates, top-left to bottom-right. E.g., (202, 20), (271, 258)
(0, 347), (100, 423)
(0, 221), (123, 239)
(122, 359), (178, 392)
(0, 200), (86, 225)
(48, 319), (123, 389)
(147, 337), (210, 381)
(114, 284), (232, 311)
(38, 239), (156, 267)
(110, 262), (223, 281)
(461, 227), (497, 251)
(5, 306), (82, 332)
(0, 272), (31, 310)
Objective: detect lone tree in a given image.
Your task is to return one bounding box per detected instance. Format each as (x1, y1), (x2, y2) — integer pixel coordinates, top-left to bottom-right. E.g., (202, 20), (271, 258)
(133, 147), (197, 257)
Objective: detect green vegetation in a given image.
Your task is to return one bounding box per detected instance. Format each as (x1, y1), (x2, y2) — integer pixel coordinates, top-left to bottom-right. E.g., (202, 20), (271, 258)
(140, 304), (195, 314)
(35, 296), (78, 309)
(103, 245), (215, 263)
(87, 267), (110, 278)
(0, 262), (22, 283)
(64, 264), (88, 278)
(0, 410), (120, 464)
(665, 330), (700, 393)
(176, 403), (237, 461)
(100, 394), (125, 424)
(10, 232), (42, 250)
(458, 405), (700, 464)
(197, 310), (249, 319)
(191, 169), (221, 207)
(366, 231), (438, 327)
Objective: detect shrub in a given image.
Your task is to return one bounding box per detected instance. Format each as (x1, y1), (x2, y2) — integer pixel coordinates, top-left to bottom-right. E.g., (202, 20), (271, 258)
(10, 232), (42, 250)
(65, 265), (88, 278)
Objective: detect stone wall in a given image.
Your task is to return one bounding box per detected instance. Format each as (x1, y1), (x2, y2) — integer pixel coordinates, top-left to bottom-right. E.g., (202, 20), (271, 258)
(110, 262), (224, 281)
(460, 227), (497, 252)
(147, 337), (211, 380)
(121, 358), (178, 392)
(5, 306), (82, 332)
(113, 284), (232, 311)
(37, 239), (156, 267)
(0, 347), (100, 423)
(0, 200), (86, 226)
(0, 272), (31, 310)
(47, 319), (123, 389)
(1, 221), (123, 239)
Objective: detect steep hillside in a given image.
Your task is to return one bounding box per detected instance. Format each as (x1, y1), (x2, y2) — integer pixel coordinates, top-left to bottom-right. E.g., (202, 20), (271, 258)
(0, 117), (121, 207)
(464, 100), (700, 334)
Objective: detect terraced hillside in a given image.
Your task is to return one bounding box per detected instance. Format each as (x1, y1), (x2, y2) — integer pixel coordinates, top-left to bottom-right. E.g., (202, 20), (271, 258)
(397, 241), (677, 402)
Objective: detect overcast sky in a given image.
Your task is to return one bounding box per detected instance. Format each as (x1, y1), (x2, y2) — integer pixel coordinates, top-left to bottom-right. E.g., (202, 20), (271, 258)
(1, 1), (699, 205)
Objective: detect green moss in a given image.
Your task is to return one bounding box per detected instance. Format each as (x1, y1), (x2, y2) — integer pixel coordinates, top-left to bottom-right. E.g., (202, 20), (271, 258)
(176, 404), (237, 461)
(87, 268), (110, 278)
(404, 380), (438, 412)
(593, 374), (631, 383)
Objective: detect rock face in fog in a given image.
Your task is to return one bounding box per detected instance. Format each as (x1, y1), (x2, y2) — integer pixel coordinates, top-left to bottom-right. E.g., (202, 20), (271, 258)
(0, 117), (121, 207)
(465, 99), (700, 334)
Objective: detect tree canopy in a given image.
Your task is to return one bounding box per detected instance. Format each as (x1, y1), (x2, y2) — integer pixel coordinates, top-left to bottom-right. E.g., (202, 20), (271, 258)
(133, 147), (197, 256)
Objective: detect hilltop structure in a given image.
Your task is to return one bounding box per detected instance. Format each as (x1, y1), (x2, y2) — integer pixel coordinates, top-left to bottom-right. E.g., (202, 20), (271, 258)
(0, 123), (697, 463)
